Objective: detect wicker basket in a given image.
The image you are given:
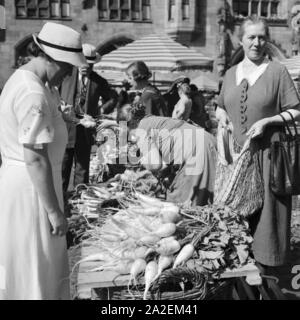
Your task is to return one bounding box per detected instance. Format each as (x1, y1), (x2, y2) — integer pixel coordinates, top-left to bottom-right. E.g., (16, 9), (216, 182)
(90, 280), (233, 300)
(90, 267), (234, 300)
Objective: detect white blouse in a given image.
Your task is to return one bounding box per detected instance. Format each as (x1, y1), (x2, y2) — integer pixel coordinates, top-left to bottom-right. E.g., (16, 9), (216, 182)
(236, 56), (270, 87)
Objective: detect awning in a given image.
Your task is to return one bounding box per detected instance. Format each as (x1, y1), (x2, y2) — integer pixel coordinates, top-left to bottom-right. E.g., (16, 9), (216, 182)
(95, 34), (213, 73)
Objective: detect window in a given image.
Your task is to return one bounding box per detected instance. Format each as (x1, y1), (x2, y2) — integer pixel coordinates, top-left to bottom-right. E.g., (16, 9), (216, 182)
(109, 0), (119, 19)
(232, 0), (280, 19)
(50, 0), (59, 17)
(261, 1), (269, 17)
(131, 0), (140, 20)
(98, 0), (151, 21)
(251, 1), (258, 16)
(196, 0), (201, 25)
(233, 0), (248, 17)
(15, 0), (70, 19)
(121, 0), (130, 20)
(39, 0), (49, 18)
(168, 0), (175, 21)
(141, 0), (150, 20)
(182, 0), (189, 20)
(271, 1), (279, 18)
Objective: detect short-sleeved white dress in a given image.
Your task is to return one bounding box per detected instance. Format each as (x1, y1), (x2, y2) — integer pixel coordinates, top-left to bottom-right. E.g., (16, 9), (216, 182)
(0, 70), (70, 300)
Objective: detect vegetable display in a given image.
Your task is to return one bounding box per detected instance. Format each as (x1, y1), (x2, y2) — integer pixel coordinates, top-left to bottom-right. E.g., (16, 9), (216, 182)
(71, 192), (255, 300)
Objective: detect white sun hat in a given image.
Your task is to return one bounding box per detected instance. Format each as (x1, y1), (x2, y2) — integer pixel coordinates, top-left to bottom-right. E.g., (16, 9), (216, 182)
(32, 22), (87, 67)
(82, 43), (101, 64)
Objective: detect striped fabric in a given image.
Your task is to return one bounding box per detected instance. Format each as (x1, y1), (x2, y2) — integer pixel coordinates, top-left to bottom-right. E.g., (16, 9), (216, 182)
(95, 34), (213, 73)
(190, 73), (219, 92)
(280, 55), (300, 79)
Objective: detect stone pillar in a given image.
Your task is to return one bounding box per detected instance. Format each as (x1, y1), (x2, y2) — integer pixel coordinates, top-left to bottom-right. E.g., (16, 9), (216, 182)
(215, 0), (233, 78)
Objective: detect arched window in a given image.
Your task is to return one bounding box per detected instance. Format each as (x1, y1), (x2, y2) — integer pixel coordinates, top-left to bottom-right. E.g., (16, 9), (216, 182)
(15, 0), (70, 19)
(97, 0), (151, 21)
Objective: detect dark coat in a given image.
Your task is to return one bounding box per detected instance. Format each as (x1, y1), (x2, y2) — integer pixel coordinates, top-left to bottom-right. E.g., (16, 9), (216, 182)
(60, 67), (116, 145)
(60, 67), (114, 117)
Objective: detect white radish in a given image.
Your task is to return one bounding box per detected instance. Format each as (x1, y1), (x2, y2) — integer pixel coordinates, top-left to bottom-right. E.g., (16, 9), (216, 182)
(138, 234), (161, 246)
(130, 206), (160, 217)
(71, 252), (113, 275)
(155, 239), (181, 256)
(100, 234), (123, 242)
(134, 246), (149, 259)
(154, 255), (174, 280)
(156, 236), (176, 245)
(159, 206), (182, 223)
(90, 260), (133, 275)
(173, 244), (195, 269)
(136, 193), (164, 207)
(128, 258), (147, 286)
(137, 216), (155, 233)
(119, 246), (148, 260)
(143, 261), (158, 300)
(152, 223), (176, 238)
(110, 217), (145, 240)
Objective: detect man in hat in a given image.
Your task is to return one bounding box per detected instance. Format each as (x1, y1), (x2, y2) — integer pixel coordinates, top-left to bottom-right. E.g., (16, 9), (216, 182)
(60, 43), (117, 199)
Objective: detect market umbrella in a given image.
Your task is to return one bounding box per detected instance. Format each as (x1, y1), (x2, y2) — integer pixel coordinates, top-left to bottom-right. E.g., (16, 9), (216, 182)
(280, 55), (300, 79)
(190, 72), (219, 92)
(94, 34), (213, 74)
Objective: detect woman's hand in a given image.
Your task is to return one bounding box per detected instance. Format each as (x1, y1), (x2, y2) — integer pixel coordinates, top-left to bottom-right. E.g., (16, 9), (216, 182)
(97, 119), (118, 132)
(48, 211), (68, 237)
(246, 118), (270, 138)
(215, 107), (232, 131)
(79, 115), (97, 128)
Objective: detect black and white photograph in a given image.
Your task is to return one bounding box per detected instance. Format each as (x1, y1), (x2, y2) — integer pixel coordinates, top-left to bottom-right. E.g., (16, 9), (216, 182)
(0, 0), (300, 306)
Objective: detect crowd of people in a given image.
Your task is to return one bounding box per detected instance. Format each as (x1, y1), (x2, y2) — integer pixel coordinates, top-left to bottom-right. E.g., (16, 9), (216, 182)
(0, 17), (300, 300)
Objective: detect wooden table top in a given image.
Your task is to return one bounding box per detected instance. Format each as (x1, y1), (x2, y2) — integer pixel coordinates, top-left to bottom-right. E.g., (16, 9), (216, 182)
(76, 244), (260, 300)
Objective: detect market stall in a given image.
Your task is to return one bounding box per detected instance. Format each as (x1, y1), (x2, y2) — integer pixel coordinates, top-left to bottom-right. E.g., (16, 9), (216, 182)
(66, 116), (283, 301)
(68, 177), (262, 300)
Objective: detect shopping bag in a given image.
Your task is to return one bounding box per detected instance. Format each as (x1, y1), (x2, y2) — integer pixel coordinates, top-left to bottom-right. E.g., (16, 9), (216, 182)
(214, 126), (264, 217)
(269, 110), (300, 196)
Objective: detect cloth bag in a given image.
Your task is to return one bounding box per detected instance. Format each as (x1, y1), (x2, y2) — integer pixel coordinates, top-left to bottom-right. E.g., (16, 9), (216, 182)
(269, 110), (300, 196)
(214, 125), (264, 217)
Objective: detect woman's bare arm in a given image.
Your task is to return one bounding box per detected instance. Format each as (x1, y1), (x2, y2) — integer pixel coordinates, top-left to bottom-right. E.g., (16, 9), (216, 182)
(247, 108), (300, 138)
(23, 144), (68, 236)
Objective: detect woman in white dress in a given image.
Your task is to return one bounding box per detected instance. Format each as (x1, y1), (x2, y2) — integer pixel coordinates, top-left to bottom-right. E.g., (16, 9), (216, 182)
(0, 22), (87, 300)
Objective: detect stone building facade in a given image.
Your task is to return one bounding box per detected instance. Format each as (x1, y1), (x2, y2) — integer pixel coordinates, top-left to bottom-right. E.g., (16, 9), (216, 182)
(0, 0), (299, 88)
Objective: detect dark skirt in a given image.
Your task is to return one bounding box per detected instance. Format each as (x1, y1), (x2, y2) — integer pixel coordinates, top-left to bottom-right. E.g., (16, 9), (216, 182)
(248, 128), (291, 266)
